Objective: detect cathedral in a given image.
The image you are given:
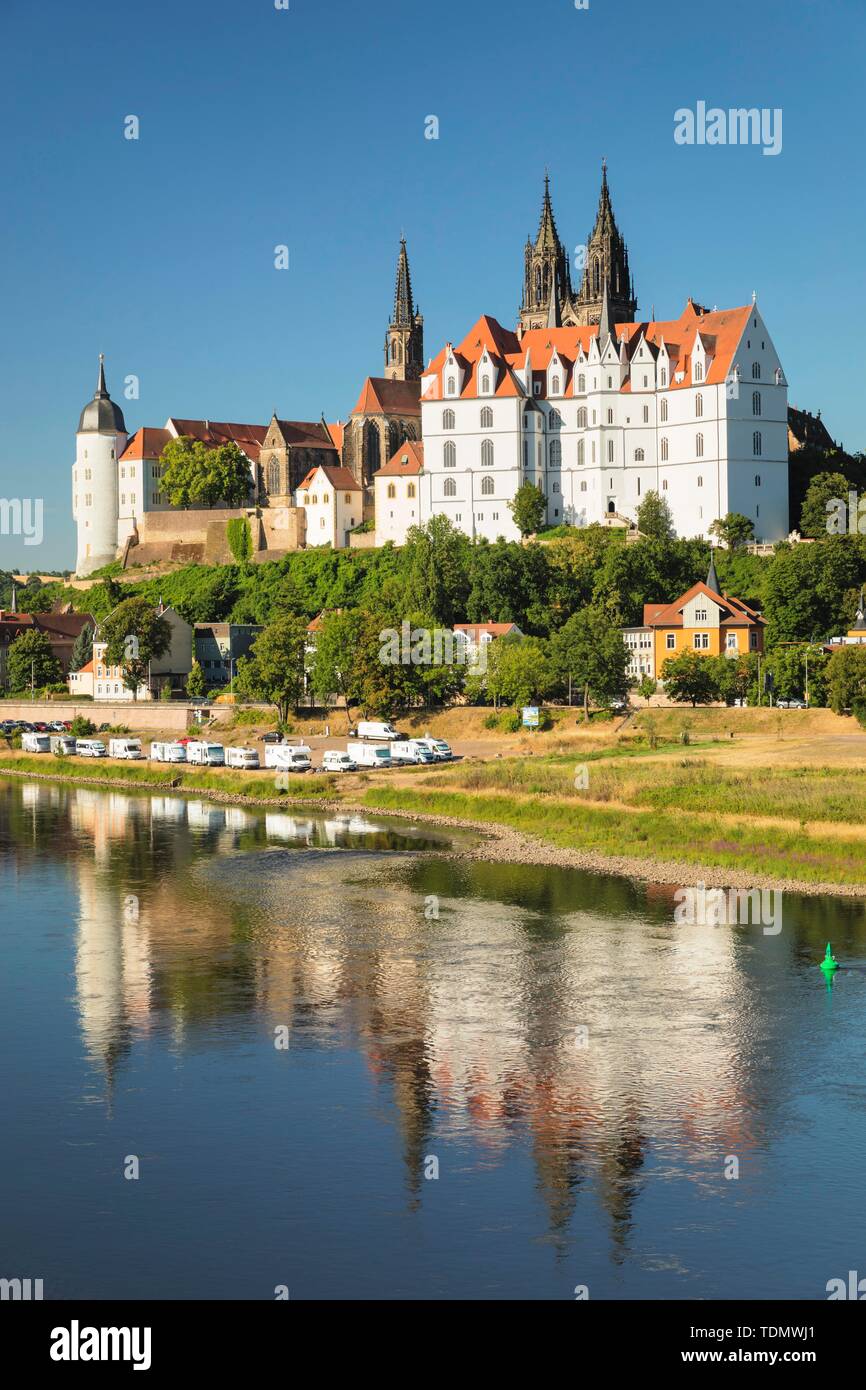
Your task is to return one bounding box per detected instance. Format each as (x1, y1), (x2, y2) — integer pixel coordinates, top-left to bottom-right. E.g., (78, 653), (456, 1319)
(518, 162), (637, 332)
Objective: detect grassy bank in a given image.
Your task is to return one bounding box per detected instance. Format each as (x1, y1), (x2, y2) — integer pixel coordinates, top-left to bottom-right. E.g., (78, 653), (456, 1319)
(0, 754), (334, 801)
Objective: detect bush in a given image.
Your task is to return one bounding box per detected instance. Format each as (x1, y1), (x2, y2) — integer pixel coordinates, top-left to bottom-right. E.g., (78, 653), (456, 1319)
(70, 716), (96, 737)
(852, 699), (866, 730)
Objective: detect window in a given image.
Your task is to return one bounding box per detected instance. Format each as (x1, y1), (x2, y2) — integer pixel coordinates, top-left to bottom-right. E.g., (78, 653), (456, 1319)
(750, 631), (759, 650)
(267, 456), (280, 494)
(695, 608), (708, 622)
(580, 481), (587, 492)
(481, 374), (490, 394)
(695, 393), (703, 417)
(552, 481), (560, 494)
(577, 407), (588, 429)
(694, 633), (710, 650)
(607, 408), (614, 424)
(643, 405), (649, 423)
(696, 433), (704, 457)
(775, 367), (783, 385)
(643, 375), (648, 388)
(753, 431), (762, 456)
(443, 478), (456, 497)
(661, 437), (669, 461)
(443, 408), (455, 430)
(481, 438), (494, 467)
(727, 633), (738, 650)
(549, 409), (562, 429)
(447, 375), (456, 394)
(697, 475), (703, 487)
(550, 439), (561, 467)
(754, 474), (761, 487)
(607, 375), (613, 389)
(694, 360), (704, 382)
(666, 633), (676, 650)
(637, 478), (641, 495)
(481, 476), (494, 496)
(577, 439), (585, 466)
(752, 391), (761, 416)
(660, 367), (667, 386)
(407, 483), (416, 498)
(444, 441), (456, 468)
(634, 447), (645, 461)
(662, 479), (668, 491)
(523, 439), (529, 468)
(322, 493), (329, 504)
(387, 483), (396, 499)
(578, 373), (586, 393)
(480, 406), (493, 429)
(344, 492), (352, 502)
(607, 440), (614, 462)
(752, 362), (761, 379)
(551, 375), (560, 394)
(660, 398), (668, 422)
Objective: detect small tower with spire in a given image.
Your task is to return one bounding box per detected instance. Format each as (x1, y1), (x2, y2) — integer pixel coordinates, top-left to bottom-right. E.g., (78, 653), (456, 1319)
(518, 172), (573, 333)
(73, 354), (128, 577)
(574, 160), (637, 327)
(384, 237), (424, 381)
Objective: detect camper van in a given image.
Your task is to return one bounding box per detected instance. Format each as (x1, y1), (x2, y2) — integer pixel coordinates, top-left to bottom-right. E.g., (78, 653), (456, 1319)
(415, 737), (453, 761)
(150, 741), (187, 763)
(22, 732), (51, 753)
(76, 739), (107, 758)
(264, 744), (312, 773)
(352, 743), (393, 769)
(390, 740), (436, 766)
(49, 734), (78, 756)
(186, 741), (225, 766)
(225, 746), (260, 770)
(322, 749), (358, 773)
(109, 738), (143, 760)
(351, 720), (400, 741)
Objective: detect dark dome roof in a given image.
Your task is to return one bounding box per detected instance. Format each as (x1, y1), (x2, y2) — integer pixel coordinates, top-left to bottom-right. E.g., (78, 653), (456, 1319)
(78, 356), (127, 434)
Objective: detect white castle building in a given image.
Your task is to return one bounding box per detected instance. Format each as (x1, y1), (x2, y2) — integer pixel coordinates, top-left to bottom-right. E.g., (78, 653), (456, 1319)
(415, 289), (789, 545)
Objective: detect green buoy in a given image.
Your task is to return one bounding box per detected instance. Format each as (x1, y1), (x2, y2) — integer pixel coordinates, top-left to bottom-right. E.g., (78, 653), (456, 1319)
(820, 942), (839, 973)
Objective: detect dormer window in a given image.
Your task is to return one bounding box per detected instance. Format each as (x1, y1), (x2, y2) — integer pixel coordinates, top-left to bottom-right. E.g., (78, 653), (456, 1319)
(551, 376), (560, 394)
(694, 361), (703, 382)
(481, 374), (490, 394)
(447, 376), (456, 394)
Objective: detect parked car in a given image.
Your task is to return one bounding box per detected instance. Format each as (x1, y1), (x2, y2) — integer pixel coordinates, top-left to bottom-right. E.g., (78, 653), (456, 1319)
(76, 739), (107, 758)
(262, 731), (281, 744)
(322, 750), (358, 773)
(49, 720), (68, 732)
(777, 698), (808, 709)
(350, 720), (400, 741)
(32, 721), (49, 732)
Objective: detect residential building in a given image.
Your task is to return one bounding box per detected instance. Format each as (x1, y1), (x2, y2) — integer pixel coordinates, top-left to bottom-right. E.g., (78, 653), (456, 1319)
(295, 465), (363, 549)
(193, 623), (263, 687)
(373, 441), (425, 545)
(0, 608), (94, 689)
(67, 604), (193, 700)
(452, 622), (524, 665)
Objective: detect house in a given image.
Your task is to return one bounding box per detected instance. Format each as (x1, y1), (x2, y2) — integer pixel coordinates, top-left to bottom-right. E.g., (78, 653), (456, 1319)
(0, 606), (94, 689)
(452, 622), (524, 666)
(193, 623), (262, 687)
(373, 441), (424, 545)
(295, 465), (363, 549)
(67, 604), (193, 700)
(622, 556), (766, 682)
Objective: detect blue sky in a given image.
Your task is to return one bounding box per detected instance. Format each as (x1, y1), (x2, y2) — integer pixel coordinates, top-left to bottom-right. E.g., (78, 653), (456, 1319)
(1, 0), (864, 571)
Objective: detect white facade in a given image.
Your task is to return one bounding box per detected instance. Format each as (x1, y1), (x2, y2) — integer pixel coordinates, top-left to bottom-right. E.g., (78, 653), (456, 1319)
(295, 465), (362, 549)
(73, 359), (128, 576)
(419, 301), (789, 545)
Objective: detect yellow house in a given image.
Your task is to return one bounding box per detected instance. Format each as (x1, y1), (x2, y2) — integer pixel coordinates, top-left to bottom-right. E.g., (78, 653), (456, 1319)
(623, 557), (767, 682)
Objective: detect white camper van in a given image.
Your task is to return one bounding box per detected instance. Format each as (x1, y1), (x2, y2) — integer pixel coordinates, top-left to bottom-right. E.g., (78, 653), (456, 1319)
(264, 744), (312, 773)
(22, 732), (51, 753)
(351, 720), (400, 741)
(225, 746), (260, 769)
(109, 738), (143, 760)
(352, 743), (392, 769)
(390, 739), (436, 765)
(76, 739), (107, 758)
(186, 741), (225, 766)
(322, 749), (358, 773)
(49, 734), (77, 756)
(150, 741), (187, 763)
(415, 737), (453, 761)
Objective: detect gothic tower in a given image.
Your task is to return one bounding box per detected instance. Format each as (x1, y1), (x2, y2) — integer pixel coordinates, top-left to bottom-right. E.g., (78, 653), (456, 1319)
(573, 161), (637, 327)
(73, 355), (127, 577)
(518, 174), (574, 333)
(384, 238), (424, 381)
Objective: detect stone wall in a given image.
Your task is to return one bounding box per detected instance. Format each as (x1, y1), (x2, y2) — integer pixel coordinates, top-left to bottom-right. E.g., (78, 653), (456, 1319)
(0, 699), (233, 730)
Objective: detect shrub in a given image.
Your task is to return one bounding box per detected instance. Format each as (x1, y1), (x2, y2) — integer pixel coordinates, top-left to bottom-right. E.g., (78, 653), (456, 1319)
(70, 716), (96, 737)
(852, 699), (866, 730)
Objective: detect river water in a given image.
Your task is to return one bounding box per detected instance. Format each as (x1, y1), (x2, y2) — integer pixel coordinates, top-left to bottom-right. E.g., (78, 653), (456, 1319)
(2, 777), (866, 1301)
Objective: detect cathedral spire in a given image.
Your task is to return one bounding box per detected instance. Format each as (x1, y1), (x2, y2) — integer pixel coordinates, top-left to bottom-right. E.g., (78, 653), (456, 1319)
(574, 161), (637, 327)
(385, 237), (424, 381)
(392, 237), (415, 326)
(519, 172), (573, 332)
(598, 279), (615, 348)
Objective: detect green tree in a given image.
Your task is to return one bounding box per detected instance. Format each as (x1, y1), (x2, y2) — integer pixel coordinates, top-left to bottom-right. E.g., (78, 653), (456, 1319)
(69, 622), (94, 672)
(508, 482), (546, 538)
(226, 516), (253, 566)
(6, 630), (63, 691)
(161, 437), (251, 509)
(826, 645), (866, 713)
(99, 598), (172, 700)
(636, 490), (674, 540)
(486, 636), (553, 708)
(637, 674), (657, 703)
(800, 472), (852, 539)
(549, 604), (629, 721)
(233, 614), (307, 722)
(403, 516), (471, 626)
(186, 661), (206, 697)
(310, 609), (365, 714)
(661, 650), (722, 707)
(708, 512), (756, 549)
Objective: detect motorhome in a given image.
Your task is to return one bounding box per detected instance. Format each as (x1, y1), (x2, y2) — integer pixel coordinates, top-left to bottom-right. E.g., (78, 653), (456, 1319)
(390, 740), (436, 765)
(108, 738), (143, 760)
(49, 734), (78, 756)
(415, 737), (453, 761)
(264, 745), (312, 772)
(351, 721), (400, 741)
(22, 732), (51, 753)
(76, 740), (107, 758)
(225, 746), (260, 770)
(352, 743), (393, 769)
(150, 741), (187, 763)
(322, 750), (358, 773)
(186, 741), (225, 766)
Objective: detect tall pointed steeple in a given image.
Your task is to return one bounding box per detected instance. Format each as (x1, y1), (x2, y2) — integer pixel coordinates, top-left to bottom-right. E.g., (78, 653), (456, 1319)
(384, 237), (424, 380)
(519, 173), (573, 333)
(574, 160), (637, 327)
(598, 279), (616, 348)
(706, 550), (721, 596)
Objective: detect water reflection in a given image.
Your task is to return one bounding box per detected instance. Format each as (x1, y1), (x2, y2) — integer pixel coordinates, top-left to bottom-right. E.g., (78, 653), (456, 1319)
(3, 777), (866, 1297)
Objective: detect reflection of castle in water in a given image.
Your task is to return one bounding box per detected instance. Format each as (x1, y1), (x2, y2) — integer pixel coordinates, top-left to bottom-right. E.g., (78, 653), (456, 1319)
(3, 779), (806, 1243)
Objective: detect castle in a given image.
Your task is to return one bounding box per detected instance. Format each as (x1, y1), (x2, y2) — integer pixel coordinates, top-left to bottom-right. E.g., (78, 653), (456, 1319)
(72, 165), (789, 573)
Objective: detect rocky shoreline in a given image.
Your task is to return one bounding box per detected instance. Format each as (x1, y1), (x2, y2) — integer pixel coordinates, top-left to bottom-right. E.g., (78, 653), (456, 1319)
(2, 764), (865, 900)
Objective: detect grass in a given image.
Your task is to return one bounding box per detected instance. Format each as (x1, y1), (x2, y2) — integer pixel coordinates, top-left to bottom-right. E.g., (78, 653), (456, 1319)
(0, 753), (334, 801)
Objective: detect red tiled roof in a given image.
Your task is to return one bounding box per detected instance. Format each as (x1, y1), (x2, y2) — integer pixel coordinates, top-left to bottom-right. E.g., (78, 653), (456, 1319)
(326, 422), (344, 451)
(296, 464), (361, 492)
(120, 427), (172, 461)
(374, 441), (424, 477)
(453, 622), (521, 638)
(351, 377), (422, 417)
(167, 419), (269, 463)
(643, 582), (766, 629)
(270, 419), (336, 451)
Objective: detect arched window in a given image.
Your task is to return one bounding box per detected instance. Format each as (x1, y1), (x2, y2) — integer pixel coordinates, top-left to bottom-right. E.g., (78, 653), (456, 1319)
(577, 407), (588, 429)
(549, 439), (561, 467)
(551, 375), (560, 395)
(549, 409), (562, 430)
(634, 447), (645, 461)
(267, 455), (280, 494)
(481, 439), (494, 467)
(480, 476), (494, 496)
(660, 398), (668, 422)
(754, 474), (762, 487)
(752, 391), (762, 416)
(480, 406), (493, 429)
(607, 376), (613, 389)
(593, 259), (600, 294)
(443, 477), (457, 497)
(695, 393), (703, 417)
(753, 431), (762, 456)
(387, 483), (396, 499)
(481, 374), (491, 394)
(661, 437), (669, 461)
(752, 362), (761, 379)
(443, 408), (455, 430)
(443, 440), (456, 468)
(365, 422), (380, 475)
(694, 360), (703, 382)
(696, 433), (704, 457)
(577, 439), (585, 465)
(775, 367), (783, 385)
(697, 476), (703, 487)
(407, 482), (416, 498)
(660, 367), (667, 386)
(578, 373), (586, 393)
(447, 375), (456, 394)
(552, 481), (560, 494)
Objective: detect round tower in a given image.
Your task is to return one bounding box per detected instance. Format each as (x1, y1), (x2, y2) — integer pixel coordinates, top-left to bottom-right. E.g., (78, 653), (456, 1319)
(73, 355), (127, 576)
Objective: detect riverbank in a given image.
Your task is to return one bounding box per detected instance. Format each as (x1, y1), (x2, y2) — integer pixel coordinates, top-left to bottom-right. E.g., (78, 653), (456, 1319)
(3, 748), (866, 897)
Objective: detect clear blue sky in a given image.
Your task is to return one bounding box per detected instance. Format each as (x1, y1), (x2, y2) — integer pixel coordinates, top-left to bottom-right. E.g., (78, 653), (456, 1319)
(1, 0), (864, 571)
